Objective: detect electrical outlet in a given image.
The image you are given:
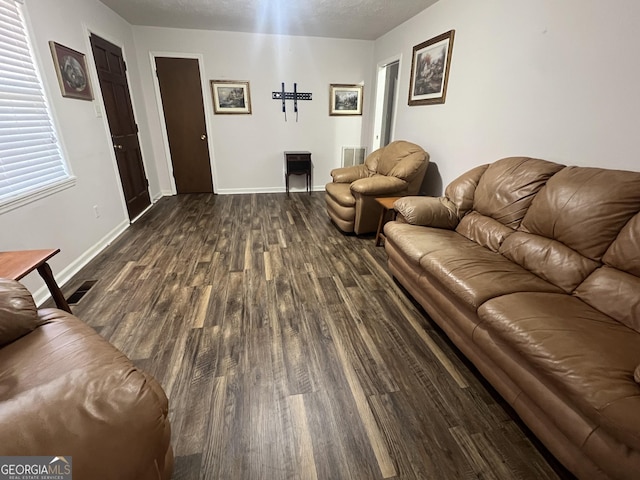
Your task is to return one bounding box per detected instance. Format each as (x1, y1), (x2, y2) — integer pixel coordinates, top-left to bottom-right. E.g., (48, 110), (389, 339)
(93, 205), (100, 218)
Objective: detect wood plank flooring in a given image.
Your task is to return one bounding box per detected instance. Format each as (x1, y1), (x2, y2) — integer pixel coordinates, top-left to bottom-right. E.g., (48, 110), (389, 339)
(58, 193), (568, 480)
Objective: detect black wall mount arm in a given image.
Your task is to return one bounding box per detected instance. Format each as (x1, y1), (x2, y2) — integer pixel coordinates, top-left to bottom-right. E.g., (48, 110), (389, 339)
(272, 82), (312, 121)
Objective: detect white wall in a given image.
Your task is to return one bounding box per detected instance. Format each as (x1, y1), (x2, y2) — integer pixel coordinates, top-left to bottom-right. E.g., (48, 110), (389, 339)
(132, 27), (374, 193)
(374, 0), (640, 191)
(0, 0), (157, 300)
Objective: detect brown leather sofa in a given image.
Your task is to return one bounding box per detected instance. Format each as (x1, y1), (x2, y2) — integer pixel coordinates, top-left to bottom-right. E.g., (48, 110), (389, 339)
(325, 140), (429, 234)
(383, 156), (640, 480)
(0, 278), (173, 480)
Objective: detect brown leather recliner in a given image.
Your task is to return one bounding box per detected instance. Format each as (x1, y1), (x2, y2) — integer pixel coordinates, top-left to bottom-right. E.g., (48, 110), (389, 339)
(325, 140), (429, 234)
(0, 278), (173, 480)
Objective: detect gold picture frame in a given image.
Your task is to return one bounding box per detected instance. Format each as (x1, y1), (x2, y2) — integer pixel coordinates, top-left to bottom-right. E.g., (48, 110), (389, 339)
(211, 80), (252, 114)
(408, 30), (455, 106)
(329, 84), (363, 116)
(49, 41), (93, 101)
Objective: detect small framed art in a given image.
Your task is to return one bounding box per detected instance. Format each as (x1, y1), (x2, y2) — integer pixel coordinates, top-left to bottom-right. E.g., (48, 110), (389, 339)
(329, 84), (363, 116)
(49, 41), (93, 100)
(408, 30), (455, 106)
(211, 80), (252, 114)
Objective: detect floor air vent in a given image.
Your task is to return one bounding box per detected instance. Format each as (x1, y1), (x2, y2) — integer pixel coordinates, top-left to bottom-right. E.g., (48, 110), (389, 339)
(67, 280), (98, 305)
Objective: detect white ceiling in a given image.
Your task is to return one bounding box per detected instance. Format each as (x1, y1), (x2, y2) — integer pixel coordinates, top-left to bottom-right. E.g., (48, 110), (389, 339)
(98, 0), (439, 40)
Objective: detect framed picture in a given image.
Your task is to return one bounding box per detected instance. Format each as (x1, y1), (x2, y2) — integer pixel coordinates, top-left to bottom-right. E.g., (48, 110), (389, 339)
(329, 84), (363, 116)
(211, 80), (252, 114)
(49, 41), (93, 100)
(408, 30), (455, 106)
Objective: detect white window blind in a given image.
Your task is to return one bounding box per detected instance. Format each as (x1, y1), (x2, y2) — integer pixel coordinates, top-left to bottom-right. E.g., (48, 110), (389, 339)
(0, 0), (69, 206)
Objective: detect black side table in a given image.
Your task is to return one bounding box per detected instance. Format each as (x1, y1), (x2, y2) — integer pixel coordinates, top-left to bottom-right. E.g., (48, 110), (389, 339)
(284, 151), (312, 195)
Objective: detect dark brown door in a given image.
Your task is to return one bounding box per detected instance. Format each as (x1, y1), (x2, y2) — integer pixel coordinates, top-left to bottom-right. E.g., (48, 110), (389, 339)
(90, 34), (150, 220)
(155, 57), (213, 193)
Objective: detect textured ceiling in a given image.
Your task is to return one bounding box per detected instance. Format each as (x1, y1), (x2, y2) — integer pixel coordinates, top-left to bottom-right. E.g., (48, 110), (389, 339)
(98, 0), (438, 40)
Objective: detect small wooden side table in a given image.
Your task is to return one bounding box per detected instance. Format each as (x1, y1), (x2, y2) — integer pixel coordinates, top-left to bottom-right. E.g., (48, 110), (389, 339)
(0, 249), (72, 313)
(375, 197), (402, 246)
(284, 151), (312, 195)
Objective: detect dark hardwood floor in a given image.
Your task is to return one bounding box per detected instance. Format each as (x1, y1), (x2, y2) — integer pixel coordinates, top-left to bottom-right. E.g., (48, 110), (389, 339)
(58, 193), (565, 480)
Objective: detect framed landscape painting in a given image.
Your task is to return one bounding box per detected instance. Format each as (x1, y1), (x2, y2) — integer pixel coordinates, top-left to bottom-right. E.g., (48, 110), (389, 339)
(329, 84), (363, 116)
(211, 80), (252, 114)
(49, 41), (93, 100)
(408, 30), (455, 106)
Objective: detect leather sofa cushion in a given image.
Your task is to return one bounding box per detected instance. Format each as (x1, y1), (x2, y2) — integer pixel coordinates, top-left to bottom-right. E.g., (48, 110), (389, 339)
(472, 157), (564, 229)
(521, 166), (640, 262)
(383, 223), (464, 266)
(456, 212), (514, 252)
(573, 212), (640, 331)
(500, 232), (599, 292)
(0, 279), (39, 347)
(376, 141), (425, 179)
(603, 212), (640, 277)
(575, 266), (640, 333)
(0, 309), (170, 477)
(417, 242), (563, 309)
(636, 365), (640, 384)
(478, 292), (640, 451)
(444, 164), (488, 216)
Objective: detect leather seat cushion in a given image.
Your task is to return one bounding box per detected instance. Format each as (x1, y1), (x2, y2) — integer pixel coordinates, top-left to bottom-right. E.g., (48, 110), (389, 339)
(478, 292), (640, 451)
(384, 223), (469, 266)
(418, 242), (563, 309)
(325, 182), (355, 207)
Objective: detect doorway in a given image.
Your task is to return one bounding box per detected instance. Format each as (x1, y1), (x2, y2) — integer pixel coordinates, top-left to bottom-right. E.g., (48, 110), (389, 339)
(90, 34), (151, 220)
(372, 58), (400, 151)
(155, 57), (213, 193)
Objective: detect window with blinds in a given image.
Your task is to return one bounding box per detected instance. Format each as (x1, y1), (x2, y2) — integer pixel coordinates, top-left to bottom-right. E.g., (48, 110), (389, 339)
(0, 0), (71, 210)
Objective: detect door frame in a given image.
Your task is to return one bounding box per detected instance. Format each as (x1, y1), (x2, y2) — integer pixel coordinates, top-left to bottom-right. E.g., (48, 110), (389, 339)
(372, 54), (402, 152)
(149, 52), (217, 195)
(82, 25), (154, 221)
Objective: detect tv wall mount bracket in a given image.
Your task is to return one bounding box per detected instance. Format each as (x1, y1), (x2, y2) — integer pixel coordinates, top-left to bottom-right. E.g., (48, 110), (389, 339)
(272, 82), (312, 121)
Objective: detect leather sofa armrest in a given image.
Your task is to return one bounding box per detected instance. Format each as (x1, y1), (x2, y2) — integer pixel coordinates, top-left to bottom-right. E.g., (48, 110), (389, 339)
(394, 196), (460, 229)
(0, 358), (172, 478)
(0, 278), (40, 347)
(330, 165), (368, 183)
(350, 175), (407, 195)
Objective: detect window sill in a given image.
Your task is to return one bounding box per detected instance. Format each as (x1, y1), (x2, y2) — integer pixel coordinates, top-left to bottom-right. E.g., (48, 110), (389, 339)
(0, 176), (77, 215)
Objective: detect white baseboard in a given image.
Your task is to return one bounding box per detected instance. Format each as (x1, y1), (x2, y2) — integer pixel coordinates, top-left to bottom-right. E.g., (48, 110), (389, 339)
(216, 186), (323, 195)
(32, 219), (130, 307)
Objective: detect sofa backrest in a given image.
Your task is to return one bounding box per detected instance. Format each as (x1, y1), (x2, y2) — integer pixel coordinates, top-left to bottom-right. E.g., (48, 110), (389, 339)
(574, 211), (640, 332)
(500, 167), (640, 293)
(444, 158), (640, 304)
(452, 157), (564, 252)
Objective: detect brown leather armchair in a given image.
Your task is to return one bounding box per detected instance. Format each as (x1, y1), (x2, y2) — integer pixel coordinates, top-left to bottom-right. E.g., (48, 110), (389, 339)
(325, 140), (429, 234)
(0, 278), (173, 480)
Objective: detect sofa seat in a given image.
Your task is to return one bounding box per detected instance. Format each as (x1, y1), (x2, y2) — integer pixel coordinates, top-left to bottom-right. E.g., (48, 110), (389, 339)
(386, 223), (563, 310)
(0, 295), (173, 480)
(383, 222), (463, 265)
(478, 292), (640, 452)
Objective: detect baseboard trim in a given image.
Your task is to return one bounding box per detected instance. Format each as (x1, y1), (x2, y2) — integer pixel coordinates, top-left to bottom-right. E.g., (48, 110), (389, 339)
(32, 219), (130, 307)
(216, 186), (323, 195)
